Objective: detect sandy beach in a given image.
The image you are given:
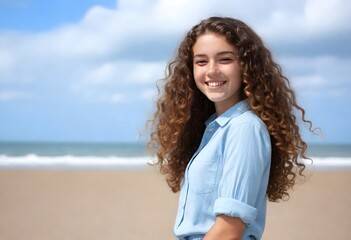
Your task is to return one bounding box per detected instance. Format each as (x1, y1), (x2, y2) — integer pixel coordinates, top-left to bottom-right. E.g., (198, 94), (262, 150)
(0, 169), (350, 240)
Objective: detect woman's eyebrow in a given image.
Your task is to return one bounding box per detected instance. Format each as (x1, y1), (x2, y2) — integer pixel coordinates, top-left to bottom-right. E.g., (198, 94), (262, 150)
(193, 54), (206, 58)
(217, 51), (237, 56)
(193, 51), (237, 58)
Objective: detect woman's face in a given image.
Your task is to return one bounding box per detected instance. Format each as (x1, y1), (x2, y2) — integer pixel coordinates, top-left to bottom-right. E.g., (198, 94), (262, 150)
(192, 32), (242, 115)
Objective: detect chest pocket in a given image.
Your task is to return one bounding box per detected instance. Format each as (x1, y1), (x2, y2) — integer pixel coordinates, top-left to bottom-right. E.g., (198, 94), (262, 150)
(188, 154), (220, 194)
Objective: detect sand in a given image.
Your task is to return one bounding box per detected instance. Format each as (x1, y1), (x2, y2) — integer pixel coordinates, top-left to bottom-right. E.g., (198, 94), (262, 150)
(0, 169), (350, 240)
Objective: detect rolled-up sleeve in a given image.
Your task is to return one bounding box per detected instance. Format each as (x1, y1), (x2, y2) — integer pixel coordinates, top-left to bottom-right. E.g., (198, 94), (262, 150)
(214, 122), (270, 225)
(214, 198), (257, 224)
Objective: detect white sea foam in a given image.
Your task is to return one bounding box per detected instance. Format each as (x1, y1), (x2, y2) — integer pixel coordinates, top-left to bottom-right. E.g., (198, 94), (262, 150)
(0, 155), (153, 170)
(0, 155), (350, 171)
(303, 157), (351, 171)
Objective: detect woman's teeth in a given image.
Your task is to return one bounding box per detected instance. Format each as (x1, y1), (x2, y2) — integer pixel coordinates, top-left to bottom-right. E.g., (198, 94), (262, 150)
(207, 81), (225, 87)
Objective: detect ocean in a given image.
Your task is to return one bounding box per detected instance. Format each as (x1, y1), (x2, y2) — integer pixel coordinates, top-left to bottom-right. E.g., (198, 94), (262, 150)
(0, 142), (350, 170)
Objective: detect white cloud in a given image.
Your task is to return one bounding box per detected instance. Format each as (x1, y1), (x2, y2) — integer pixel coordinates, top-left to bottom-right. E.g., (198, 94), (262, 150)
(69, 60), (165, 103)
(0, 90), (31, 101)
(0, 0), (350, 105)
(76, 91), (126, 104)
(280, 55), (351, 100)
(127, 62), (165, 84)
(85, 62), (120, 85)
(304, 0), (351, 33)
(110, 93), (124, 103)
(293, 74), (327, 88)
(0, 49), (15, 71)
(253, 0), (351, 49)
(291, 71), (349, 99)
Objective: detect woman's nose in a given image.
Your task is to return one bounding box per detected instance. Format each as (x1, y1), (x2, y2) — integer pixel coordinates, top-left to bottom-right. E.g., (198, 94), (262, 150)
(207, 61), (220, 75)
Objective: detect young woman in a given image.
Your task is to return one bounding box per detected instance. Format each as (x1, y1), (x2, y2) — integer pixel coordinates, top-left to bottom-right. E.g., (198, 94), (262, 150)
(148, 16), (314, 240)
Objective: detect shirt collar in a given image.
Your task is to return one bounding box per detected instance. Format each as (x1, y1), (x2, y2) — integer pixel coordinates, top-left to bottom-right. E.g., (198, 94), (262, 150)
(205, 100), (250, 127)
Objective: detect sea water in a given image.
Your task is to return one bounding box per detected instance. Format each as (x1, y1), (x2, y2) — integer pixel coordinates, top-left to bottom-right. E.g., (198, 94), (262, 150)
(0, 142), (350, 170)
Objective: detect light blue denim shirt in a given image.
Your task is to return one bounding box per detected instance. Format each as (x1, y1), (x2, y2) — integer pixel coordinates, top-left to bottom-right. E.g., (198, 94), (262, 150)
(174, 100), (271, 240)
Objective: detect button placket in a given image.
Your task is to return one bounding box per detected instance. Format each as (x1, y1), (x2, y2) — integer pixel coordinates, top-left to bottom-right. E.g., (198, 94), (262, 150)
(177, 123), (218, 229)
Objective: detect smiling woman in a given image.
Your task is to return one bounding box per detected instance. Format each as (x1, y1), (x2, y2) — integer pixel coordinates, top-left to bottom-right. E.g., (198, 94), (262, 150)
(147, 16), (316, 240)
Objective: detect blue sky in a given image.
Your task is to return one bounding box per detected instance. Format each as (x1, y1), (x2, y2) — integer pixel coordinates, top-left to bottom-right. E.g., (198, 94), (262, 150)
(0, 0), (350, 144)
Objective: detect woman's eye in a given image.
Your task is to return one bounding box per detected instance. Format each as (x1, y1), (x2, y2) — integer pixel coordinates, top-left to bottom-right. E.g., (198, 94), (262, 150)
(220, 58), (233, 63)
(195, 60), (207, 66)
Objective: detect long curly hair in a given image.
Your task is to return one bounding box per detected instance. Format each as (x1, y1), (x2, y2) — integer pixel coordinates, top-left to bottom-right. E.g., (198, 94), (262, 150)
(148, 16), (314, 202)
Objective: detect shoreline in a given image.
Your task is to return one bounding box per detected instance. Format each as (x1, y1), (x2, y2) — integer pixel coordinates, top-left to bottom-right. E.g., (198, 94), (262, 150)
(1, 155), (351, 171)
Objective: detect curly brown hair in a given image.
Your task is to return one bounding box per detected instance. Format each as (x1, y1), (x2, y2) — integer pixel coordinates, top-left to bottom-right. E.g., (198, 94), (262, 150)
(148, 16), (314, 202)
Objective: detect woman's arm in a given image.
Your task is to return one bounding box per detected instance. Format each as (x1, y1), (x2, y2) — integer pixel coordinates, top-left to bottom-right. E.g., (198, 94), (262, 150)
(204, 214), (245, 240)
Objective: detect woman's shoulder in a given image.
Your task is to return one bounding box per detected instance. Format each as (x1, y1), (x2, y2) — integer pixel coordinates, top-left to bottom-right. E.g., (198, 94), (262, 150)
(229, 109), (267, 130)
(224, 109), (270, 142)
(224, 110), (271, 150)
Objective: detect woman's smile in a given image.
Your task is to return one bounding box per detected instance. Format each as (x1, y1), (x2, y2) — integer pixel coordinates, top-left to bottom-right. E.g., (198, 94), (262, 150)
(205, 81), (227, 88)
